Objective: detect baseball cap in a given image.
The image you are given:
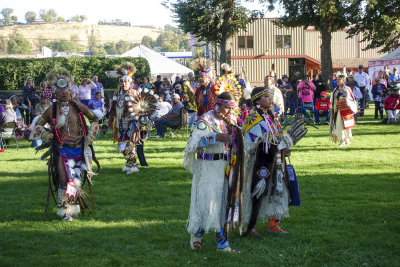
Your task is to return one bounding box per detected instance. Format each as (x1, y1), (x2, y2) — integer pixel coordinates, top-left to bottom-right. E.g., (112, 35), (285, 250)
(172, 93), (180, 99)
(320, 91), (327, 97)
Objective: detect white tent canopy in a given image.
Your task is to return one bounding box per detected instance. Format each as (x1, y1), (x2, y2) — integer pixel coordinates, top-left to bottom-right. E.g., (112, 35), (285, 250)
(121, 45), (193, 80)
(368, 47), (400, 82)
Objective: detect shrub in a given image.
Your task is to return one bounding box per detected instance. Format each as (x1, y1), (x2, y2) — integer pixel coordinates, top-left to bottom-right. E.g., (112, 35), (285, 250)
(0, 57), (150, 90)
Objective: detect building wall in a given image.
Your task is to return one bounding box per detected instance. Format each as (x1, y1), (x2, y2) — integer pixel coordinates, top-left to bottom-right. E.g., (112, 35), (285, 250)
(231, 19), (304, 57)
(232, 58), (289, 84)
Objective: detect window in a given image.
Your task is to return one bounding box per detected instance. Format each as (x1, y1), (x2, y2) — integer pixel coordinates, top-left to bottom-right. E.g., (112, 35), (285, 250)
(276, 35), (291, 48)
(238, 36), (254, 49)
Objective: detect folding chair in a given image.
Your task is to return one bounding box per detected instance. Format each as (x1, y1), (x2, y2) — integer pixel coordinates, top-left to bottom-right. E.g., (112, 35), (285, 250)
(0, 121), (19, 150)
(170, 107), (189, 138)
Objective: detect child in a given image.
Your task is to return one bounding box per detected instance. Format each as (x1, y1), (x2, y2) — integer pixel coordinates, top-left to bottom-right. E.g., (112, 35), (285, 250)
(384, 87), (400, 124)
(371, 78), (387, 119)
(136, 124), (149, 167)
(314, 91), (331, 124)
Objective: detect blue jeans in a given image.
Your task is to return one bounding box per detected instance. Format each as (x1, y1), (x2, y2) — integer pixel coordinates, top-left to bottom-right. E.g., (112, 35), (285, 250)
(314, 109), (330, 123)
(359, 86), (366, 112)
(156, 118), (180, 137)
(80, 99), (90, 106)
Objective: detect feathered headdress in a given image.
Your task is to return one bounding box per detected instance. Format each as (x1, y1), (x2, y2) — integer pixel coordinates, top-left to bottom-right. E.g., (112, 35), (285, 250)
(115, 61), (137, 82)
(121, 88), (159, 124)
(45, 67), (72, 91)
(190, 51), (214, 79)
(221, 63), (233, 74)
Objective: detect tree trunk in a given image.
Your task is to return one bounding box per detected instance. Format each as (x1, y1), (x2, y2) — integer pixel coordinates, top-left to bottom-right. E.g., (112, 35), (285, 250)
(320, 26), (333, 89)
(219, 32), (229, 71)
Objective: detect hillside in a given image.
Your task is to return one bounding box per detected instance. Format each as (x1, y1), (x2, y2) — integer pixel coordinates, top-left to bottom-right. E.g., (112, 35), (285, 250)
(0, 22), (163, 50)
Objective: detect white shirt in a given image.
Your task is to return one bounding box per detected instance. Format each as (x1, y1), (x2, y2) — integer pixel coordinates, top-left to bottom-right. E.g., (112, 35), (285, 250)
(155, 101), (172, 118)
(354, 72), (370, 87)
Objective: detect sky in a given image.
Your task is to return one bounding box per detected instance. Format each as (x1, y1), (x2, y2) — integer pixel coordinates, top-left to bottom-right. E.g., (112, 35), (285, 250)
(0, 0), (277, 28)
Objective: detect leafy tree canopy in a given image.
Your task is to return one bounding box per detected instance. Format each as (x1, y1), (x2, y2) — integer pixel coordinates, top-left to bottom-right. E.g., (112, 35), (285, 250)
(7, 34), (32, 54)
(25, 11), (37, 23)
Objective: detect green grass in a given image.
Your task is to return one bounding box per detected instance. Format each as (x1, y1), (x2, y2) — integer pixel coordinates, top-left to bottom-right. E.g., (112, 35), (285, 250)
(1, 108), (399, 266)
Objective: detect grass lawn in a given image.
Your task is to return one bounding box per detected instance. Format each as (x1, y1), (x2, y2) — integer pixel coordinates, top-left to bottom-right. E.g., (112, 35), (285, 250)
(0, 108), (399, 266)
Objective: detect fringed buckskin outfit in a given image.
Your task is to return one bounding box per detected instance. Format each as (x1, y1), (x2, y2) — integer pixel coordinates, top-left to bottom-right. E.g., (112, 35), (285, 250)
(329, 84), (357, 146)
(184, 109), (243, 253)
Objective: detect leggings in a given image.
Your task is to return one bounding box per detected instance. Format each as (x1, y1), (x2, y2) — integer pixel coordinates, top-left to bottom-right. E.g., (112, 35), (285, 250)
(374, 101), (383, 119)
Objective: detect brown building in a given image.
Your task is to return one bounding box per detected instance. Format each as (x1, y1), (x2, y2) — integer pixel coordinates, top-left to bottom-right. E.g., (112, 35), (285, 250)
(230, 19), (383, 85)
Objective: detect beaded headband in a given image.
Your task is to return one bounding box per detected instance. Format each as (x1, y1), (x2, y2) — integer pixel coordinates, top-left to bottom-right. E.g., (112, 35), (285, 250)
(251, 89), (269, 102)
(215, 98), (236, 106)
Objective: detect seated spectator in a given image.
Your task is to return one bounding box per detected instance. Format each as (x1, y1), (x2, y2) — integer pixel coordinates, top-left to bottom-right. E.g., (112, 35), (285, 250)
(155, 94), (183, 138)
(78, 78), (97, 106)
(39, 81), (53, 101)
(160, 77), (172, 97)
(91, 75), (104, 99)
(314, 91), (331, 124)
(384, 87), (400, 124)
(0, 99), (16, 129)
(152, 96), (172, 120)
(140, 76), (154, 90)
(9, 95), (25, 120)
(88, 92), (104, 113)
(371, 78), (387, 120)
(34, 95), (52, 117)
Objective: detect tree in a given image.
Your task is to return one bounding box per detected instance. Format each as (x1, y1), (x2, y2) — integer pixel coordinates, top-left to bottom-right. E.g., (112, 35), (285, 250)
(115, 40), (134, 54)
(103, 42), (118, 54)
(1, 8), (14, 25)
(7, 35), (32, 54)
(25, 11), (37, 23)
(348, 0), (399, 53)
(171, 0), (261, 65)
(39, 9), (57, 23)
(263, 0), (360, 84)
(71, 15), (87, 22)
(11, 15), (17, 23)
(87, 35), (98, 51)
(141, 36), (154, 48)
(47, 39), (84, 53)
(91, 45), (107, 57)
(57, 17), (65, 22)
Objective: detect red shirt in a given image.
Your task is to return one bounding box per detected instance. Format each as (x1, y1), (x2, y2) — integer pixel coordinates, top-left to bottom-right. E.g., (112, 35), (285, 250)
(384, 95), (400, 111)
(315, 98), (331, 111)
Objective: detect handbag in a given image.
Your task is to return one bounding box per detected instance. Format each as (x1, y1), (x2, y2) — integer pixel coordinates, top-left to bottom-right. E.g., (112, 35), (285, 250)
(286, 157), (301, 206)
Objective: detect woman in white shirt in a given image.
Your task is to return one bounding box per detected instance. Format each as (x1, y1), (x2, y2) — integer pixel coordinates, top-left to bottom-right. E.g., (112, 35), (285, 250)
(78, 78), (97, 106)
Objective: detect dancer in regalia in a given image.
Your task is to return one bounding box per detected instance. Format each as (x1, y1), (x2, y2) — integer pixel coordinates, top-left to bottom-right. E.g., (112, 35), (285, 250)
(108, 62), (157, 173)
(329, 75), (357, 147)
(184, 92), (244, 253)
(241, 87), (307, 236)
(30, 67), (102, 221)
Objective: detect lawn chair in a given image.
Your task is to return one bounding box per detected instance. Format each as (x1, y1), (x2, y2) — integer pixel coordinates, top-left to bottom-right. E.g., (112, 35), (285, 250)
(0, 121), (19, 150)
(169, 107), (189, 138)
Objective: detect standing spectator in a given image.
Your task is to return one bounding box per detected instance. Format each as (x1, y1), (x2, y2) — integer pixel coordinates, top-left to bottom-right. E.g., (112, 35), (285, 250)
(279, 74), (294, 114)
(388, 67), (400, 88)
(312, 73), (326, 103)
(314, 91), (331, 124)
(371, 78), (387, 119)
(70, 77), (79, 100)
(174, 83), (183, 96)
(88, 92), (104, 113)
(353, 65), (370, 116)
(186, 72), (199, 91)
(38, 81), (53, 101)
(172, 76), (183, 90)
(22, 77), (38, 124)
(236, 100), (249, 126)
(140, 77), (154, 90)
(330, 73), (338, 90)
(384, 87), (400, 123)
(297, 75), (316, 108)
(91, 76), (104, 99)
(384, 66), (391, 83)
(154, 94), (183, 138)
(78, 78), (96, 106)
(153, 75), (163, 94)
